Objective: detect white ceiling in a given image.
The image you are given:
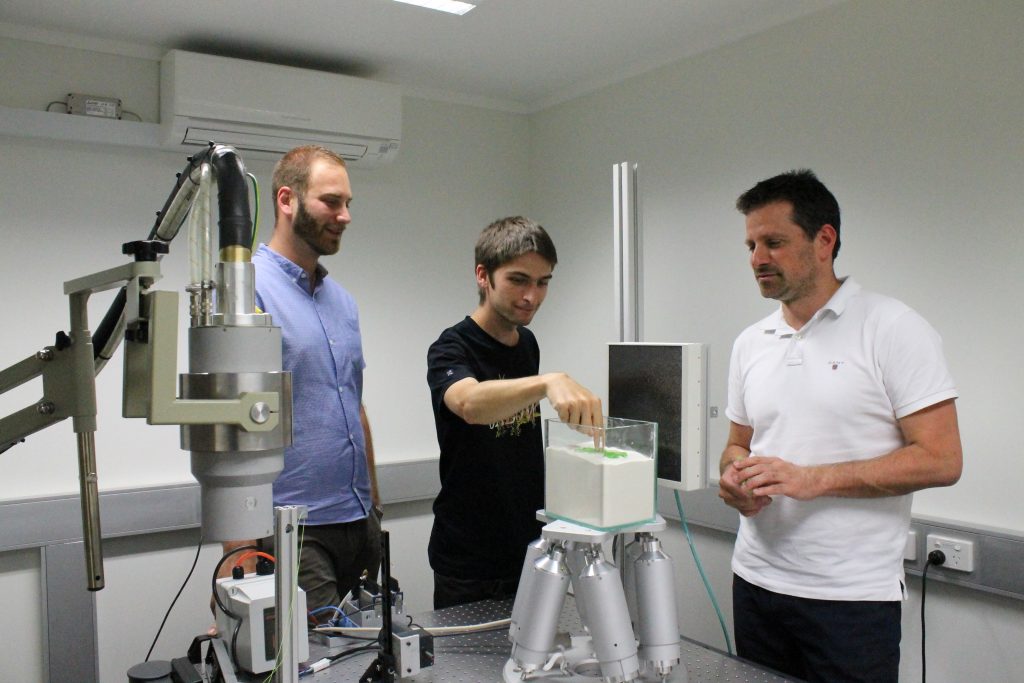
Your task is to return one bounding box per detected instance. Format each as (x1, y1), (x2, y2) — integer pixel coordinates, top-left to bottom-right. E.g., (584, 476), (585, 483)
(0, 0), (848, 112)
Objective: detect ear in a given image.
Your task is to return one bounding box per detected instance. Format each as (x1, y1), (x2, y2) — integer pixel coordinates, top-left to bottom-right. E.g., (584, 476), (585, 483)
(474, 264), (490, 291)
(816, 224), (837, 260)
(276, 186), (296, 220)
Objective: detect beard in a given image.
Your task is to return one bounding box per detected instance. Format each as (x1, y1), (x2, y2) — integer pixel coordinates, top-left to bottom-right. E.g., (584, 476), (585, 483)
(293, 197), (342, 256)
(754, 240), (820, 303)
(755, 264), (815, 303)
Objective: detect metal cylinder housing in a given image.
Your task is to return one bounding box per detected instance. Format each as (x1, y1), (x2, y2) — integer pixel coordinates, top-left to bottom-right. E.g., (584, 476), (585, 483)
(510, 537), (550, 643)
(510, 545), (570, 672)
(573, 547), (640, 683)
(634, 536), (681, 675)
(185, 324), (291, 541)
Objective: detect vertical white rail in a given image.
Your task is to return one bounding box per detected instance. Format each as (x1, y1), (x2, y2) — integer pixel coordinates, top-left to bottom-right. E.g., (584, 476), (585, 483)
(275, 505), (306, 683)
(612, 162), (642, 343)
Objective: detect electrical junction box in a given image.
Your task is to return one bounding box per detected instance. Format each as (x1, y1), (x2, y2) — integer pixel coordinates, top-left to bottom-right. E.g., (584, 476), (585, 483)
(214, 572), (309, 674)
(65, 93), (122, 119)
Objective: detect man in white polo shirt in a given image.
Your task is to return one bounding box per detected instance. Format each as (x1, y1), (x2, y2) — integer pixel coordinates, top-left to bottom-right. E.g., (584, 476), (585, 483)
(719, 169), (963, 682)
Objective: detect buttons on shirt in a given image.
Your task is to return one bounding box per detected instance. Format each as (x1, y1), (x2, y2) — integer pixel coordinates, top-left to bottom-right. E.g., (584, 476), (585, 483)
(786, 332), (804, 366)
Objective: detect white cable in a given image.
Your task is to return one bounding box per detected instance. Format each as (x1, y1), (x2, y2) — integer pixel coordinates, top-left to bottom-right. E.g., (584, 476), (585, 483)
(314, 617), (511, 638)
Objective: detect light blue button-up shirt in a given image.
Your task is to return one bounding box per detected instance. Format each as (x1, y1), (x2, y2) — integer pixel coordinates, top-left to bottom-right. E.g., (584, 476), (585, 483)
(253, 244), (371, 524)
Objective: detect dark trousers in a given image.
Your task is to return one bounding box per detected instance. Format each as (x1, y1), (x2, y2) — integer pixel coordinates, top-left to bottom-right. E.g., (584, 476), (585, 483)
(433, 571), (518, 610)
(733, 574), (901, 683)
(262, 509), (383, 611)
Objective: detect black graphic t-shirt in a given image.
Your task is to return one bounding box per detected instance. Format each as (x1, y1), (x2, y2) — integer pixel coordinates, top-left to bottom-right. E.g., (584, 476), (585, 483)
(426, 316), (543, 580)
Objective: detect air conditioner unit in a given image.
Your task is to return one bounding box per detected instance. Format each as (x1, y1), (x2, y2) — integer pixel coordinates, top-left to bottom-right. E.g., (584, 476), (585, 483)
(160, 50), (401, 167)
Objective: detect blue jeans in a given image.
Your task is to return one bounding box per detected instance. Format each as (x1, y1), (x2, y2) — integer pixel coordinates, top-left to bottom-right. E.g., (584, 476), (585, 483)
(733, 573), (901, 682)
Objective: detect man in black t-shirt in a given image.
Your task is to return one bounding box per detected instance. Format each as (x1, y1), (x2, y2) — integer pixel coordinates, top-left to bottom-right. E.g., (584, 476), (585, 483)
(426, 216), (604, 609)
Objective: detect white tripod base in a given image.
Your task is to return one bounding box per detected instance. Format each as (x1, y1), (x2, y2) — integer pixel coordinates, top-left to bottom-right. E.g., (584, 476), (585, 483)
(507, 515), (686, 683)
(503, 633), (600, 681)
(502, 634), (688, 682)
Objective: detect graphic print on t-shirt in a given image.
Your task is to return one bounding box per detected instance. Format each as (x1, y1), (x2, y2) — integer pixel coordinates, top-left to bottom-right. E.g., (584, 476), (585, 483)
(490, 402), (540, 438)
(488, 376), (540, 437)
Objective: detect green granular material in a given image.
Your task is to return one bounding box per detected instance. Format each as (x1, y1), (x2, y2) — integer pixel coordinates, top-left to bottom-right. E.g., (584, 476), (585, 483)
(576, 446), (628, 459)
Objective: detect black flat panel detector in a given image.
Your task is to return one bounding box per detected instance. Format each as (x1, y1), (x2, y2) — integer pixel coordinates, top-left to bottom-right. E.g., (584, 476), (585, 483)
(608, 343), (684, 485)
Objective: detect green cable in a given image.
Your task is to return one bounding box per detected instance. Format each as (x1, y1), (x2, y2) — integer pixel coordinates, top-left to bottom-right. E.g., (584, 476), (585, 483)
(674, 489), (734, 655)
(247, 172), (260, 250)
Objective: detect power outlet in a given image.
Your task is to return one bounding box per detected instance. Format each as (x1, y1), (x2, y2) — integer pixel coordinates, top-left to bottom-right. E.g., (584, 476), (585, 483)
(926, 533), (976, 572)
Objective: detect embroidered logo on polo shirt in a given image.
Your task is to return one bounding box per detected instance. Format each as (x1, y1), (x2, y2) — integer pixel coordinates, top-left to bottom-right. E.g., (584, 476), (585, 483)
(829, 360), (845, 371)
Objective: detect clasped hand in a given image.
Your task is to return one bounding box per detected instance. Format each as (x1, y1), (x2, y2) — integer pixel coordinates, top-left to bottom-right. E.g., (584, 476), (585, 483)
(719, 455), (817, 517)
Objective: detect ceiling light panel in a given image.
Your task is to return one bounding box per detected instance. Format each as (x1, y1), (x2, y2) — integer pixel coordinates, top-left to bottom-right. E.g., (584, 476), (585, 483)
(392, 0), (476, 16)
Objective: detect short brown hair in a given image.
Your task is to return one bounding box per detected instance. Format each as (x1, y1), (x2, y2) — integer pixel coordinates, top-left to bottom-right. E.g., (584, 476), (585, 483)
(272, 145), (347, 218)
(475, 216), (557, 303)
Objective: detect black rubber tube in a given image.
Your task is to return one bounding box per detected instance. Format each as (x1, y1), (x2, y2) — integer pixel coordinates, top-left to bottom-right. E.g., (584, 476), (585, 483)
(210, 146), (253, 252)
(92, 287), (127, 361)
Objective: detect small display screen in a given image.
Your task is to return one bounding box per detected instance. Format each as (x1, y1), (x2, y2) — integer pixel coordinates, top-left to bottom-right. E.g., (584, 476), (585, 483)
(263, 607), (276, 661)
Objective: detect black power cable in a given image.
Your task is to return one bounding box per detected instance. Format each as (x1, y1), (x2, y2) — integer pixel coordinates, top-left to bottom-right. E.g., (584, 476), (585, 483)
(921, 549), (946, 683)
(144, 533), (204, 662)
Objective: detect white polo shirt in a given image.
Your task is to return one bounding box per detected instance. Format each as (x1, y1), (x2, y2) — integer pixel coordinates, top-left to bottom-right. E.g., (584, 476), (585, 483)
(726, 278), (957, 601)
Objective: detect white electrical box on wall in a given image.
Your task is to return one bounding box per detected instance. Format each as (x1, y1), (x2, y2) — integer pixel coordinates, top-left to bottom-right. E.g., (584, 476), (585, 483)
(608, 342), (708, 491)
(66, 93), (122, 119)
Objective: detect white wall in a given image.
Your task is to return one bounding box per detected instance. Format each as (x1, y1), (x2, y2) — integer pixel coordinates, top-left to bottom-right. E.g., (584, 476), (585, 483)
(527, 0), (1024, 680)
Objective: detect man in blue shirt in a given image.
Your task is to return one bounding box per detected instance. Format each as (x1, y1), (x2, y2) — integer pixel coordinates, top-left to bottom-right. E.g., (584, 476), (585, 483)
(223, 145), (381, 612)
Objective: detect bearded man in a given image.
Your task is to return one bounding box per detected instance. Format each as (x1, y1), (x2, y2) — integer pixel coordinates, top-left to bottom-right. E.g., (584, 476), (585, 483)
(220, 145), (382, 613)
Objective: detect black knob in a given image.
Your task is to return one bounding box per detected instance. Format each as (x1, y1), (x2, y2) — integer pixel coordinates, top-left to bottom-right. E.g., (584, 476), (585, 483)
(122, 240), (169, 262)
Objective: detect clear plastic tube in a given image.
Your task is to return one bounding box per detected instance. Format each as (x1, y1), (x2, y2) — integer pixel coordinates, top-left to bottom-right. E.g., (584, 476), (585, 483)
(187, 164), (213, 286)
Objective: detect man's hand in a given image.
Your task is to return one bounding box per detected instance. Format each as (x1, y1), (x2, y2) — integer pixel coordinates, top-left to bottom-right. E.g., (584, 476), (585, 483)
(545, 373), (603, 426)
(733, 455), (820, 501)
(544, 373), (604, 447)
(718, 459), (772, 517)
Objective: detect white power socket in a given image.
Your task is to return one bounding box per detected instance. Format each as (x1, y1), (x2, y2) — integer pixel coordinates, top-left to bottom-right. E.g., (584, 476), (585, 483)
(926, 533), (976, 572)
